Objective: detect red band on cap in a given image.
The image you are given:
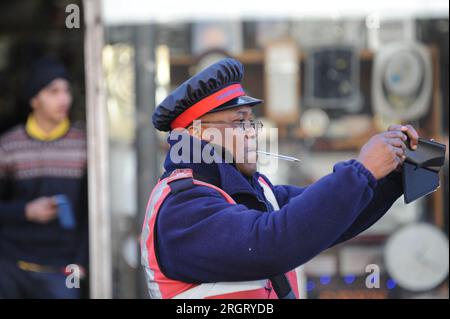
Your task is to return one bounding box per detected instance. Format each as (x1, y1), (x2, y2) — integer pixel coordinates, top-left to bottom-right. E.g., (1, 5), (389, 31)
(170, 84), (245, 130)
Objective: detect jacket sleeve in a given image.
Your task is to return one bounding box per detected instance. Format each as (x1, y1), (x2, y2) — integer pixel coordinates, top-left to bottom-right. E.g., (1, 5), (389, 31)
(272, 183), (307, 208)
(0, 143), (27, 223)
(272, 170), (404, 247)
(329, 171), (403, 246)
(155, 159), (377, 283)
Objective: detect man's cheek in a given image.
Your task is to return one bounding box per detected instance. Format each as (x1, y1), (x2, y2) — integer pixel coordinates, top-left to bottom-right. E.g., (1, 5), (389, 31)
(246, 137), (257, 151)
(239, 162), (257, 175)
(246, 150), (257, 164)
(234, 146), (245, 163)
(64, 93), (73, 109)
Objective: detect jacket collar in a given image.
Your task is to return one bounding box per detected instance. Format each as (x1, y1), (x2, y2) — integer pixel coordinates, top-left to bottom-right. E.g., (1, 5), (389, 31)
(26, 115), (70, 141)
(163, 132), (261, 197)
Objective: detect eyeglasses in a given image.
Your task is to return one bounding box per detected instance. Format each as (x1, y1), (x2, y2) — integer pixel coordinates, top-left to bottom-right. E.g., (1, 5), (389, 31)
(197, 120), (264, 132)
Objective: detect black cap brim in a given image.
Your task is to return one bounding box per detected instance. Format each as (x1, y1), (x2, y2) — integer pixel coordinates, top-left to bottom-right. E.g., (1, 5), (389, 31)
(207, 95), (263, 113)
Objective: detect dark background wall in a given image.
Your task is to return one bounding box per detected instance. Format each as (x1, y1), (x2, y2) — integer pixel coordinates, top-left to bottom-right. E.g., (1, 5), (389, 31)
(0, 0), (85, 135)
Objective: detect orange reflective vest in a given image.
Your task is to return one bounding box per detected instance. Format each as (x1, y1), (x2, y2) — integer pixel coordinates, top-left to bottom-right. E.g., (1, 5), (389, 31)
(141, 169), (300, 299)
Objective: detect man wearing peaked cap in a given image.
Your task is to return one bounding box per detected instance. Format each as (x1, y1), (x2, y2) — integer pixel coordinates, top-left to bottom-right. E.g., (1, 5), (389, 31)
(141, 58), (420, 299)
(152, 58), (262, 132)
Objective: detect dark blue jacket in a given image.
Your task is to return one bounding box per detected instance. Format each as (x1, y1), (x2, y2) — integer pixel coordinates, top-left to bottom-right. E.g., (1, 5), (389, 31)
(155, 134), (403, 283)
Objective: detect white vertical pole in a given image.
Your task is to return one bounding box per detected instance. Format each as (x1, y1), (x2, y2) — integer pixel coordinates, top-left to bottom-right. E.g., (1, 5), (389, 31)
(83, 0), (112, 298)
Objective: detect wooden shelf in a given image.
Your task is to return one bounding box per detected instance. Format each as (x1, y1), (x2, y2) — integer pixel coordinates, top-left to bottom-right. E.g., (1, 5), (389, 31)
(170, 49), (374, 66)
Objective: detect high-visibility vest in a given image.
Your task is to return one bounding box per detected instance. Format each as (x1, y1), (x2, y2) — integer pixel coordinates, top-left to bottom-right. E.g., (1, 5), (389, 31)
(141, 168), (300, 299)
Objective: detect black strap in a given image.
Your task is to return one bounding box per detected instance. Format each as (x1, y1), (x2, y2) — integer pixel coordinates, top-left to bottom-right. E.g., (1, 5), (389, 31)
(270, 274), (296, 299)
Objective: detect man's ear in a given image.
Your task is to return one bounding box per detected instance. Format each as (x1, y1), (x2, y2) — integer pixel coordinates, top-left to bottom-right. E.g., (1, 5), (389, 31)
(29, 96), (38, 111)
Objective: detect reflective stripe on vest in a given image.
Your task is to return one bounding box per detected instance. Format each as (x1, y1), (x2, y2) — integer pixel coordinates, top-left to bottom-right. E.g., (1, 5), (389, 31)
(141, 169), (300, 299)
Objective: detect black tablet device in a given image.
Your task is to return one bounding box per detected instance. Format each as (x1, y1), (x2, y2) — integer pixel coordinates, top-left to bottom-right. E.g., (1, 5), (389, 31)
(402, 138), (446, 204)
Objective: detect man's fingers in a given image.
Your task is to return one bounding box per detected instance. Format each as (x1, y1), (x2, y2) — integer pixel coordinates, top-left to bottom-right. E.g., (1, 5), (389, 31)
(402, 124), (419, 149)
(384, 130), (407, 141)
(49, 197), (58, 208)
(387, 124), (419, 149)
(395, 155), (404, 168)
(387, 124), (404, 132)
(390, 147), (404, 167)
(389, 144), (405, 158)
(386, 137), (406, 150)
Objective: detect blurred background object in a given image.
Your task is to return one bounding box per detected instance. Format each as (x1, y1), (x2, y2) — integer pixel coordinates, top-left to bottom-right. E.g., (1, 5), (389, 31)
(0, 0), (448, 299)
(0, 0), (89, 298)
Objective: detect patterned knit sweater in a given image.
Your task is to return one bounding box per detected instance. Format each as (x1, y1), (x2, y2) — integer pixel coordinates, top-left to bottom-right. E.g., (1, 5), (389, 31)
(0, 123), (88, 268)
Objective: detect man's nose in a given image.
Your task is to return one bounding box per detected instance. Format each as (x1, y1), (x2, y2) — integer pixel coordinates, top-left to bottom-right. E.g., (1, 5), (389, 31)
(245, 126), (257, 138)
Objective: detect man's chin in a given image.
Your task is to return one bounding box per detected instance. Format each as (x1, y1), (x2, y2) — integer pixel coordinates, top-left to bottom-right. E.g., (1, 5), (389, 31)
(236, 162), (257, 177)
(51, 114), (68, 123)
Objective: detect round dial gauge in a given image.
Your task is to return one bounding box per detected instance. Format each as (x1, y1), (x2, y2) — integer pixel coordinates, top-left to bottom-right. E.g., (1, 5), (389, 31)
(384, 223), (449, 292)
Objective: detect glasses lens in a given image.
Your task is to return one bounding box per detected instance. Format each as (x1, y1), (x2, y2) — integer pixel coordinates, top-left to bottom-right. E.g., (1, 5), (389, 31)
(241, 121), (263, 132)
